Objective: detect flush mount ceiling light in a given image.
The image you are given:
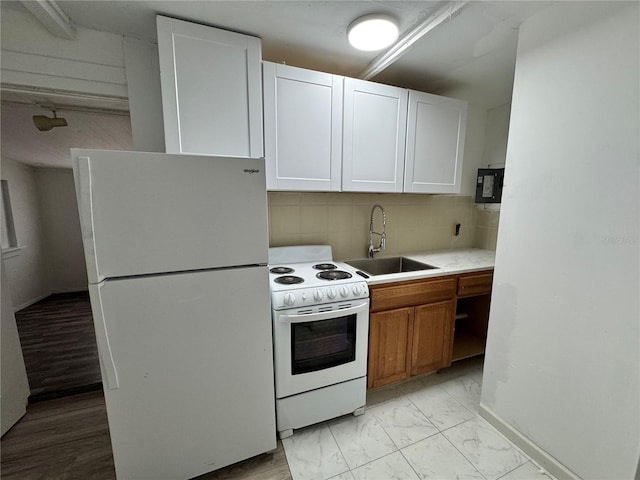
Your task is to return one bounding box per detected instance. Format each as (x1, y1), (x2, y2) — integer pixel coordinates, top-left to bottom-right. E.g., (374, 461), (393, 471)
(348, 14), (399, 51)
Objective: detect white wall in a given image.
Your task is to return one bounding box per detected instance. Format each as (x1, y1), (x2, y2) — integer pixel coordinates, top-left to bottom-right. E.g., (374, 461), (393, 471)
(458, 103), (488, 197)
(482, 103), (510, 170)
(0, 6), (127, 98)
(1, 157), (50, 310)
(35, 168), (87, 292)
(123, 36), (166, 152)
(481, 3), (639, 479)
(0, 264), (30, 435)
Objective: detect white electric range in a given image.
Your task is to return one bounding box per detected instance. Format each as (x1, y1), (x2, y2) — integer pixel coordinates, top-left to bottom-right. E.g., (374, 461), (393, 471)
(268, 245), (370, 438)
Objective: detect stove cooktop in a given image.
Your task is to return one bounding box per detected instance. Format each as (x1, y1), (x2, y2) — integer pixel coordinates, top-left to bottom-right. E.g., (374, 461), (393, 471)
(268, 261), (368, 310)
(268, 261), (362, 290)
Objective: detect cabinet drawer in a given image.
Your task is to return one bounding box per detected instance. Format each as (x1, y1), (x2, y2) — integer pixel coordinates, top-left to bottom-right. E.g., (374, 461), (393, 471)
(457, 272), (493, 297)
(370, 277), (455, 312)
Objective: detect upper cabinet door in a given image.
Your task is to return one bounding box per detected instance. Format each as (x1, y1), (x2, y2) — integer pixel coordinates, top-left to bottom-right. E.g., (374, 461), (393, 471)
(405, 91), (467, 193)
(342, 78), (408, 192)
(263, 62), (343, 191)
(157, 16), (263, 158)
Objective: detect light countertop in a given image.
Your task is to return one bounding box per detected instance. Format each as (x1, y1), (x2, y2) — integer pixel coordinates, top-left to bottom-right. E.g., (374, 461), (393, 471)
(355, 248), (496, 286)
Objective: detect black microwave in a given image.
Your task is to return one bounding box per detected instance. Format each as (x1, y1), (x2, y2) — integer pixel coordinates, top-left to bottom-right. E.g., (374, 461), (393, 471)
(475, 168), (504, 204)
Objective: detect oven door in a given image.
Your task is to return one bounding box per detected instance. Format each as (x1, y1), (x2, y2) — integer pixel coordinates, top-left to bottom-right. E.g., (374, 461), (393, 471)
(273, 300), (369, 399)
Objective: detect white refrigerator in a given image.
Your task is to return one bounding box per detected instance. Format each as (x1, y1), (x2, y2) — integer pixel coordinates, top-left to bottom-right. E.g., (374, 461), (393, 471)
(72, 149), (276, 480)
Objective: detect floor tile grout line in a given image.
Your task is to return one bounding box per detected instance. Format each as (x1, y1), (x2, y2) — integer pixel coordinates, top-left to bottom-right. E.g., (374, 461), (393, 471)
(326, 419), (354, 477)
(284, 423), (351, 480)
(369, 388), (488, 479)
(331, 411), (401, 474)
(368, 399), (439, 452)
(472, 415), (533, 462)
(404, 395), (446, 433)
(405, 392), (473, 435)
(437, 379), (478, 416)
(495, 461), (534, 480)
(348, 449), (412, 479)
(441, 413), (534, 480)
(398, 446), (424, 480)
(408, 369), (492, 478)
(289, 360), (505, 480)
(439, 417), (490, 480)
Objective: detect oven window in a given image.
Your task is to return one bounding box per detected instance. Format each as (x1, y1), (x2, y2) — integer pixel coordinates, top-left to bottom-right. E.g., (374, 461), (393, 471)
(291, 313), (356, 375)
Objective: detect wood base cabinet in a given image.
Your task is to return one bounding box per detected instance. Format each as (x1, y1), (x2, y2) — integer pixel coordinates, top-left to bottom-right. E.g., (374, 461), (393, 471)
(367, 270), (493, 390)
(367, 277), (456, 389)
(451, 270), (493, 362)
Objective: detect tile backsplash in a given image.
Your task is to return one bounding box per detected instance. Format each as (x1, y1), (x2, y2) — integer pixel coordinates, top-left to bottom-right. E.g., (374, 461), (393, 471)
(268, 192), (500, 261)
(475, 207), (501, 251)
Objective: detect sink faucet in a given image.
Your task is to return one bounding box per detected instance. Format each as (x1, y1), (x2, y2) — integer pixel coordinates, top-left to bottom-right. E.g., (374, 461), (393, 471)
(368, 204), (386, 258)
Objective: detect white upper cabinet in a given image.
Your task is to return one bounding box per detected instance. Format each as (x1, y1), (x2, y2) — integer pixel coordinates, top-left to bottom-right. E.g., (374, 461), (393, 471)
(263, 62), (343, 191)
(342, 78), (408, 193)
(157, 16), (263, 158)
(261, 63), (467, 194)
(404, 90), (467, 193)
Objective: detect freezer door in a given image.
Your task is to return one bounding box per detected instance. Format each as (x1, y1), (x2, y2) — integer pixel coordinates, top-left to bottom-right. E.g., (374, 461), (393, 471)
(72, 149), (268, 283)
(90, 266), (276, 480)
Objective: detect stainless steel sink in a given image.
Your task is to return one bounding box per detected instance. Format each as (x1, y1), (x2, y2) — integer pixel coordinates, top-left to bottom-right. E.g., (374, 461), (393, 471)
(345, 256), (438, 276)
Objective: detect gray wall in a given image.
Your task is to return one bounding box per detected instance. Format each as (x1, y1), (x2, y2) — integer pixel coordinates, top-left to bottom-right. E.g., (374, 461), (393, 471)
(36, 168), (87, 293)
(1, 158), (87, 310)
(1, 157), (50, 309)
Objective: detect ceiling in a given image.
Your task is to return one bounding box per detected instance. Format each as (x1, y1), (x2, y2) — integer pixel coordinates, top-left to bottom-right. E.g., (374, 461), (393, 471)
(1, 102), (133, 169)
(1, 1), (549, 168)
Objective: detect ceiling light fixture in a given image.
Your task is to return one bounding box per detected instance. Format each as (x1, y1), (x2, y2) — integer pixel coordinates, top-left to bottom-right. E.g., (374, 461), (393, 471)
(348, 14), (399, 52)
(32, 109), (68, 132)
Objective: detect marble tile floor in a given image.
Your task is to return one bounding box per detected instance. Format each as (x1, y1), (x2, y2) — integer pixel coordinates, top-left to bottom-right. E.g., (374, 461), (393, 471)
(282, 358), (555, 480)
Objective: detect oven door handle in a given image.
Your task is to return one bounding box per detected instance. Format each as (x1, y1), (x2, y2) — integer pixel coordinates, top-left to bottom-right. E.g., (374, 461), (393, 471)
(278, 301), (369, 324)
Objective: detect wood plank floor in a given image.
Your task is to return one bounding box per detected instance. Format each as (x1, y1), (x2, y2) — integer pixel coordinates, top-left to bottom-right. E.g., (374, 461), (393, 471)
(1, 391), (292, 480)
(14, 292), (102, 401)
(1, 391), (115, 479)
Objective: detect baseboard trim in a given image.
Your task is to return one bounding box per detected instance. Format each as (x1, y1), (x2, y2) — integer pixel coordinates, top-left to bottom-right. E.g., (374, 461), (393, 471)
(51, 287), (89, 294)
(14, 289), (90, 312)
(14, 292), (51, 313)
(478, 403), (580, 480)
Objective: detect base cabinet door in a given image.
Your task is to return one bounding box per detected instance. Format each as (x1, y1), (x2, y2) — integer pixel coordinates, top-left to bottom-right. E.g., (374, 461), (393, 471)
(368, 307), (413, 389)
(411, 300), (454, 376)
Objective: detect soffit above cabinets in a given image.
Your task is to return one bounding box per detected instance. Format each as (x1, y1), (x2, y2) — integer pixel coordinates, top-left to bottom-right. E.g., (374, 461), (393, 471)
(1, 1), (550, 168)
(54, 1), (443, 78)
(51, 0), (548, 103)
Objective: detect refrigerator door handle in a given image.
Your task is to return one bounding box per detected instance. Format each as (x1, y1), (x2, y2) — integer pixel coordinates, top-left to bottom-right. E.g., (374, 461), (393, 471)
(278, 302), (369, 324)
(90, 285), (119, 389)
(75, 156), (102, 283)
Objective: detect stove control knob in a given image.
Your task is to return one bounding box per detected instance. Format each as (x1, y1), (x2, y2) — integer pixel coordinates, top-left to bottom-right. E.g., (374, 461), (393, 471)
(327, 287), (337, 299)
(284, 293), (296, 306)
(301, 292), (307, 301)
(313, 289), (324, 301)
(352, 284), (362, 296)
(339, 286), (349, 298)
